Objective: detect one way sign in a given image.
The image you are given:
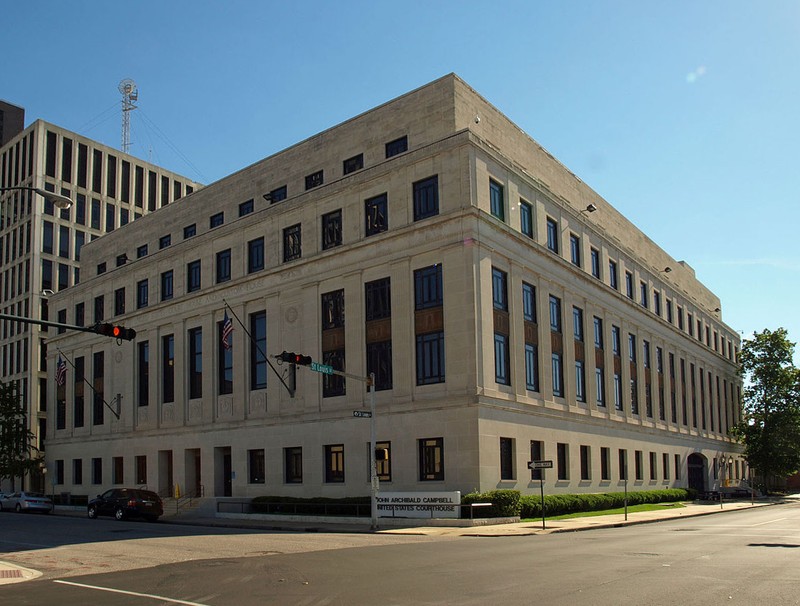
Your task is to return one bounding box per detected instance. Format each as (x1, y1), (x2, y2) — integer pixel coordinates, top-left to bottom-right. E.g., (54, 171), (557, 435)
(527, 460), (553, 470)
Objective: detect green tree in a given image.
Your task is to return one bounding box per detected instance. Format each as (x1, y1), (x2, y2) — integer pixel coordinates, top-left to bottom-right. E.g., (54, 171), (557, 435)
(0, 381), (42, 490)
(733, 328), (800, 492)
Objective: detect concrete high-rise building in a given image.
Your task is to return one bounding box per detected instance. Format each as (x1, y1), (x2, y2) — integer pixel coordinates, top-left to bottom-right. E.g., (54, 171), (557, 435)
(45, 75), (742, 505)
(0, 101), (25, 147)
(0, 116), (201, 491)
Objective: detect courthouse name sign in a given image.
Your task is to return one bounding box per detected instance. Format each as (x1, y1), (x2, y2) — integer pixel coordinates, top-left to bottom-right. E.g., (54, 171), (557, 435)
(376, 491), (461, 519)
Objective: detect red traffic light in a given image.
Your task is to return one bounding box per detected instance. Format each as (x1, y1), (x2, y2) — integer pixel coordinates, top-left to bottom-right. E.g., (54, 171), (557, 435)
(278, 351), (313, 366)
(94, 323), (136, 341)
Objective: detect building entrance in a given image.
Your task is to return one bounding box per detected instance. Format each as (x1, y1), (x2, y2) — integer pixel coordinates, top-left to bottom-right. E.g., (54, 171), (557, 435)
(687, 453), (706, 493)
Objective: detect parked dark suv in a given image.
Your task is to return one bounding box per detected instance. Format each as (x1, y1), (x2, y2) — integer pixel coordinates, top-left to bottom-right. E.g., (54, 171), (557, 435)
(88, 488), (163, 522)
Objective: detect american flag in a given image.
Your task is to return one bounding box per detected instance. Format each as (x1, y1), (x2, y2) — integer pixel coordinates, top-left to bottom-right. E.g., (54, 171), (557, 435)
(56, 355), (67, 386)
(222, 312), (233, 350)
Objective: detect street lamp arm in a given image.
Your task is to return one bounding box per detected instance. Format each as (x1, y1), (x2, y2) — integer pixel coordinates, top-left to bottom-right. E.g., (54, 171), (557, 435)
(0, 186), (73, 210)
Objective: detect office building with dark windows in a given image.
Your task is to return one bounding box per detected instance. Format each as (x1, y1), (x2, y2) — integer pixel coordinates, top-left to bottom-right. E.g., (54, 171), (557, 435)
(44, 75), (743, 503)
(0, 114), (201, 492)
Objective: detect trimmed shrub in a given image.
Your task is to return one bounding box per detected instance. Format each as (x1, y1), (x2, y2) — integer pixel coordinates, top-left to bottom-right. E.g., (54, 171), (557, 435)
(462, 489), (521, 517)
(519, 488), (690, 518)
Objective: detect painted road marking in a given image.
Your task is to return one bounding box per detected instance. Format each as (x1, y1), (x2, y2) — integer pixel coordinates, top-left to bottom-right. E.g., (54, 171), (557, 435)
(54, 580), (211, 605)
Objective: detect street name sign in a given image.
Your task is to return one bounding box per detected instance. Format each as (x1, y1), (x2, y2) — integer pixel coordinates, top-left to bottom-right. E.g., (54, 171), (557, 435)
(353, 410), (372, 418)
(311, 362), (334, 374)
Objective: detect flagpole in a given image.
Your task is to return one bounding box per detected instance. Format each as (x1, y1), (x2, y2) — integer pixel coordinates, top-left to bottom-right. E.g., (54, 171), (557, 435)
(55, 348), (121, 419)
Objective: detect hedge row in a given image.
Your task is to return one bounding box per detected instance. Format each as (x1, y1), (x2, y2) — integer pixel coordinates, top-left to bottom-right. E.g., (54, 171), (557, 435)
(461, 488), (692, 518)
(520, 488), (692, 518)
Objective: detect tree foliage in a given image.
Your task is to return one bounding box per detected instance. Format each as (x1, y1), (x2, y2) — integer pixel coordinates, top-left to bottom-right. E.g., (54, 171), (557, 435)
(732, 328), (800, 491)
(0, 381), (42, 489)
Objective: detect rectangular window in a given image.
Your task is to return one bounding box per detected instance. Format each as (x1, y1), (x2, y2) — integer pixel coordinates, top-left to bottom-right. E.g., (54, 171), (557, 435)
(595, 367), (605, 406)
(248, 449), (265, 484)
(136, 456), (147, 485)
(494, 333), (510, 385)
(217, 319), (234, 395)
(525, 343), (539, 391)
(570, 234), (581, 267)
(305, 169), (324, 190)
(419, 437), (444, 481)
(247, 237), (264, 273)
(322, 209), (342, 250)
(546, 218), (559, 253)
(385, 136), (408, 158)
(162, 335), (174, 403)
(580, 445), (591, 480)
(92, 351), (104, 425)
(619, 449), (627, 480)
(666, 300), (673, 323)
(549, 295), (561, 332)
(520, 199), (533, 238)
(635, 450), (643, 481)
(663, 453), (670, 480)
(552, 353), (563, 397)
(238, 199), (254, 216)
(365, 193), (388, 236)
(522, 282), (536, 322)
(74, 356), (85, 428)
(575, 360), (586, 402)
(601, 447), (610, 481)
(216, 249), (231, 283)
(674, 454), (681, 480)
(209, 212), (224, 229)
(185, 260), (201, 293)
(365, 277), (391, 321)
(640, 281), (648, 308)
(653, 291), (661, 316)
(188, 327), (202, 399)
(489, 179), (504, 221)
(625, 271), (634, 299)
(609, 260), (618, 290)
(413, 175), (439, 221)
(492, 268), (508, 310)
(111, 457), (125, 484)
(268, 185), (287, 203)
(500, 437), (514, 480)
(73, 459), (83, 485)
(105, 203), (115, 231)
(284, 447), (303, 483)
(183, 223), (196, 239)
(92, 458), (102, 485)
(557, 443), (568, 480)
(573, 306), (584, 341)
(91, 198), (101, 229)
(137, 341), (149, 407)
(593, 316), (603, 349)
(343, 153), (364, 175)
(611, 325), (620, 355)
(159, 234), (171, 249)
(613, 372), (622, 410)
(137, 244), (148, 259)
(324, 444), (345, 483)
(374, 441), (392, 482)
(415, 264), (443, 309)
(136, 279), (148, 309)
(650, 452), (658, 480)
(591, 248), (601, 279)
(250, 311), (267, 390)
(161, 270), (173, 301)
(58, 225), (70, 258)
(629, 333), (637, 363)
(283, 224), (301, 261)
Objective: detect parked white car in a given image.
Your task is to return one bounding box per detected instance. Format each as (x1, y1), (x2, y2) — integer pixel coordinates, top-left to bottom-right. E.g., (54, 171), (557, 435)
(0, 492), (53, 513)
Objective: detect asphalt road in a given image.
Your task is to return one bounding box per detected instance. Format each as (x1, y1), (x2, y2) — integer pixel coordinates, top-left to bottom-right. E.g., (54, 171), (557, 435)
(3, 501), (800, 605)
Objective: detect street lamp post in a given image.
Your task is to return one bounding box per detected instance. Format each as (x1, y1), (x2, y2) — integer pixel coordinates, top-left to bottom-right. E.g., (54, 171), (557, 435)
(0, 186), (73, 211)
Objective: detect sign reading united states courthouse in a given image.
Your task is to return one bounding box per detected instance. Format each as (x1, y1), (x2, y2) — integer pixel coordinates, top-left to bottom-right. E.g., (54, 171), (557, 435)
(376, 491), (461, 519)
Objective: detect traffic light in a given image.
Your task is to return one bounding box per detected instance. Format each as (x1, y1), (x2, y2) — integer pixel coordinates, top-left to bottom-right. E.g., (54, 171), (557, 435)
(278, 351), (312, 366)
(94, 323), (137, 341)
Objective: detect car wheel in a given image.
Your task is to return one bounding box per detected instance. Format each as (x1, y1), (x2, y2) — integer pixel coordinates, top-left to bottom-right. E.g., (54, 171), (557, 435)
(114, 507), (125, 521)
(87, 506), (97, 519)
(15, 504), (21, 513)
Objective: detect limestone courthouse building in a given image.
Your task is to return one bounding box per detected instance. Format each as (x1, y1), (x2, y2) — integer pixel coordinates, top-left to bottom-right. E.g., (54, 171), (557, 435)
(45, 75), (743, 503)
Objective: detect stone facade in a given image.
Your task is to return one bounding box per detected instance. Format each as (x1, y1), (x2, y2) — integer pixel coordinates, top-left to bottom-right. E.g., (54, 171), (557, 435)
(44, 75), (743, 501)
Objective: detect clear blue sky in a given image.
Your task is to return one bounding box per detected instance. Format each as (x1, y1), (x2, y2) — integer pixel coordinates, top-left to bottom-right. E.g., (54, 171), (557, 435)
(4, 1), (799, 357)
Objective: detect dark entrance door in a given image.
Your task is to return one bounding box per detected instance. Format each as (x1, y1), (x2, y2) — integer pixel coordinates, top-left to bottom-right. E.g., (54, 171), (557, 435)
(223, 453), (232, 497)
(687, 453), (705, 492)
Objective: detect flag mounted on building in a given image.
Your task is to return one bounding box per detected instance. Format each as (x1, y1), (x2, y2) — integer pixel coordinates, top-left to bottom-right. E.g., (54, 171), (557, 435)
(222, 312), (233, 350)
(56, 355), (67, 386)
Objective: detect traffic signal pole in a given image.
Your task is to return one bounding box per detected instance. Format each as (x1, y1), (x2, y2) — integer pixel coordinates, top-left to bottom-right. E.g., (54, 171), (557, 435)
(0, 313), (134, 340)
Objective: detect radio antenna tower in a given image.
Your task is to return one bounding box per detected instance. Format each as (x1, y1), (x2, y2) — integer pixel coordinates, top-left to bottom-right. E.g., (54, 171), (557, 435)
(118, 79), (138, 153)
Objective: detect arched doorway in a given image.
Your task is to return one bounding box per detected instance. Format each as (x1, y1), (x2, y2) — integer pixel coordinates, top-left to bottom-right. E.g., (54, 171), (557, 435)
(687, 453), (706, 492)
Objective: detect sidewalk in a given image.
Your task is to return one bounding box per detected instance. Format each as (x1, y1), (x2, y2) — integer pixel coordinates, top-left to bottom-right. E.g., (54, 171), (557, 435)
(0, 497), (788, 585)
